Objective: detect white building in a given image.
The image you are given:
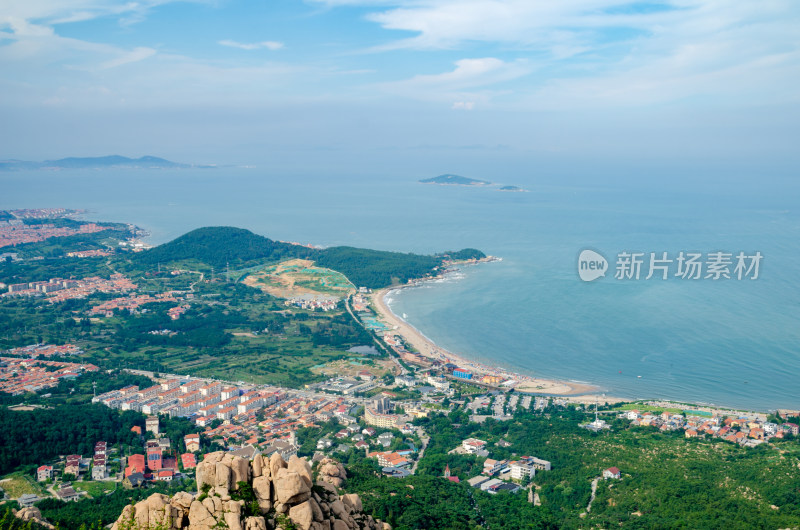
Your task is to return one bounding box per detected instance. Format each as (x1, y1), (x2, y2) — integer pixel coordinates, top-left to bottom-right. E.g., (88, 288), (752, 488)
(461, 438), (487, 454)
(510, 461), (535, 480)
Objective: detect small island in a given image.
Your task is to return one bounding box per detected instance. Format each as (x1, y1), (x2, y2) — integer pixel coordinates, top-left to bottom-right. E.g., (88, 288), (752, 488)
(419, 174), (492, 186)
(420, 174), (530, 192)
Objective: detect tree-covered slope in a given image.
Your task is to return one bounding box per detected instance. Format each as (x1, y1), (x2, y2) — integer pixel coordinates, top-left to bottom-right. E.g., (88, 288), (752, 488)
(132, 226), (316, 269)
(131, 226), (486, 289)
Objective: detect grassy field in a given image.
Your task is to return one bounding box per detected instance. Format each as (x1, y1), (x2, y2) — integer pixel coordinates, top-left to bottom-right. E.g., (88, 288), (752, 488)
(613, 402), (685, 414)
(0, 473), (43, 498)
(72, 480), (117, 498)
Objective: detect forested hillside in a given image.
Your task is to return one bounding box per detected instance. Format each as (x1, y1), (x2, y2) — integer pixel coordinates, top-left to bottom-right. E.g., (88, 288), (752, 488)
(129, 226), (486, 289)
(131, 226), (315, 269)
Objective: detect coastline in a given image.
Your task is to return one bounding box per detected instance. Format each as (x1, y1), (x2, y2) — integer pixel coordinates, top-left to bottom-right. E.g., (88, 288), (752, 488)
(370, 279), (610, 398)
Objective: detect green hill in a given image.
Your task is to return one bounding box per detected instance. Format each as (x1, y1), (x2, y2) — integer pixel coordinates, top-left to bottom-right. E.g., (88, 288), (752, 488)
(132, 226), (315, 269)
(132, 226), (486, 289)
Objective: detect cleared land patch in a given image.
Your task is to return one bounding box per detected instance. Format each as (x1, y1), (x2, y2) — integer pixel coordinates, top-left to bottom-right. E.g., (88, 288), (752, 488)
(242, 259), (355, 299)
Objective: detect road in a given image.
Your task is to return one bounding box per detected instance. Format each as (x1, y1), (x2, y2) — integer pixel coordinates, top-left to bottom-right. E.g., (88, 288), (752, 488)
(585, 476), (600, 514)
(344, 295), (407, 376)
(410, 428), (429, 475)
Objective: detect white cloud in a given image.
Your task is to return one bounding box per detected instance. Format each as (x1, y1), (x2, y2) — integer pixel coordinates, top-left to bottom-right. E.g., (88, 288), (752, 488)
(317, 0), (800, 107)
(452, 101), (474, 110)
(387, 57), (529, 90)
(99, 46), (156, 69)
(377, 57), (529, 105)
(218, 40), (284, 51)
(0, 0), (182, 28)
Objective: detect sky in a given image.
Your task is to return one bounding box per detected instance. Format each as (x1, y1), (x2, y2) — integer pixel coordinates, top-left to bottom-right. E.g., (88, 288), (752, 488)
(1, 0), (799, 178)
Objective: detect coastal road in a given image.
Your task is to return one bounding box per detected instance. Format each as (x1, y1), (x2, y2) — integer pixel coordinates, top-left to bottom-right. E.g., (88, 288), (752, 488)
(345, 295), (408, 376)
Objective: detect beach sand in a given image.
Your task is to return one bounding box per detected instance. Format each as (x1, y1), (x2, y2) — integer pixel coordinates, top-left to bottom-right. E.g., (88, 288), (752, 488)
(370, 286), (609, 397)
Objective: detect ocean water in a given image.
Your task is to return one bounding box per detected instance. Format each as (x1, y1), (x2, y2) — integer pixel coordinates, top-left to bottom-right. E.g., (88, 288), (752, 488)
(3, 168), (798, 411)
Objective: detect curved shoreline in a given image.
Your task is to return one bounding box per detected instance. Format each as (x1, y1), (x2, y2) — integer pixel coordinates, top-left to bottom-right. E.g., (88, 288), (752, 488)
(371, 282), (616, 399)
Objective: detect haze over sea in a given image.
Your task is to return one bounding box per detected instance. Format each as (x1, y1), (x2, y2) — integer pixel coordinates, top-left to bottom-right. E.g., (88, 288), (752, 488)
(3, 168), (799, 411)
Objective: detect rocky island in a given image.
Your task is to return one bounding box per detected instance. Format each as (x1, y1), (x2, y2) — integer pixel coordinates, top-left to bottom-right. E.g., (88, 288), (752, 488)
(419, 174), (492, 186)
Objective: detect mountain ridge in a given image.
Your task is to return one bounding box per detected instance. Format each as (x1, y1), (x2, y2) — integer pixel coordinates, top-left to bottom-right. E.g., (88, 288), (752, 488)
(0, 155), (211, 170)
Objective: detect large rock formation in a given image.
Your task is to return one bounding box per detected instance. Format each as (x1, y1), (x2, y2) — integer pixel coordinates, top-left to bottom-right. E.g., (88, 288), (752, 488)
(14, 506), (55, 529)
(316, 458), (347, 489)
(111, 453), (389, 530)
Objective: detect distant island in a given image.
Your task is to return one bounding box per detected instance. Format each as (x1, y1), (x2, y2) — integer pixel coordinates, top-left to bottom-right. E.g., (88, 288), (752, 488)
(419, 174), (492, 186)
(0, 155), (212, 171)
(420, 174), (530, 192)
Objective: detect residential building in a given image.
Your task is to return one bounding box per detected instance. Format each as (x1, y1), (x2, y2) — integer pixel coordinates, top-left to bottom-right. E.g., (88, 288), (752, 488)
(483, 459), (505, 476)
(184, 433), (201, 452)
(156, 470), (174, 481)
(18, 494), (41, 507)
(126, 454), (146, 477)
(529, 457), (552, 471)
(124, 472), (146, 488)
(364, 407), (404, 429)
(37, 465), (54, 482)
(395, 375), (416, 388)
(452, 368), (473, 380)
(462, 438), (487, 454)
(372, 397), (392, 414)
(229, 445), (260, 460)
(468, 476), (490, 488)
(57, 486), (81, 502)
(64, 455), (81, 477)
(181, 453), (197, 470)
(603, 467), (621, 480)
(146, 415), (160, 436)
(510, 461), (535, 480)
(124, 472), (145, 488)
(263, 440), (297, 461)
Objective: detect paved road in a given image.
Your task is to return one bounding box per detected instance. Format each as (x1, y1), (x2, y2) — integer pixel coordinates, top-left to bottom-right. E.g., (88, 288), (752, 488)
(345, 295), (407, 376)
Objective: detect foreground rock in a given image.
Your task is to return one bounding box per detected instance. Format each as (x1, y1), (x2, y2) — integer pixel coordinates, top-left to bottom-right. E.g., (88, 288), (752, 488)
(111, 453), (389, 530)
(14, 507), (55, 530)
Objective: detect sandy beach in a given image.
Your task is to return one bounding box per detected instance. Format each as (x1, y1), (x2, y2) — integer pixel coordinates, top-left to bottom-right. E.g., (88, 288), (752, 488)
(370, 285), (607, 397)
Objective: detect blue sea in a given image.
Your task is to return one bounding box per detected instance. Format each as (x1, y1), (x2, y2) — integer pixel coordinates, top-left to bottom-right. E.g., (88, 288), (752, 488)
(3, 168), (798, 411)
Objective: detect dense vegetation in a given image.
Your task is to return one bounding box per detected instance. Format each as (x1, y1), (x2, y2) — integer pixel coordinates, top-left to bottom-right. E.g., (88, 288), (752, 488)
(0, 256), (115, 286)
(0, 400), (201, 477)
(314, 247), (442, 289)
(401, 407), (800, 529)
(37, 480), (193, 529)
(128, 226), (485, 289)
(0, 507), (49, 529)
(345, 459), (557, 529)
(132, 227), (316, 270)
(0, 405), (143, 475)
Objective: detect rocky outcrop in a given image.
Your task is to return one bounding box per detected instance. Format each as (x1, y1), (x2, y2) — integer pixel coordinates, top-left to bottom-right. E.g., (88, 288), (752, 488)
(111, 453), (388, 530)
(14, 507), (55, 530)
(317, 458), (347, 489)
